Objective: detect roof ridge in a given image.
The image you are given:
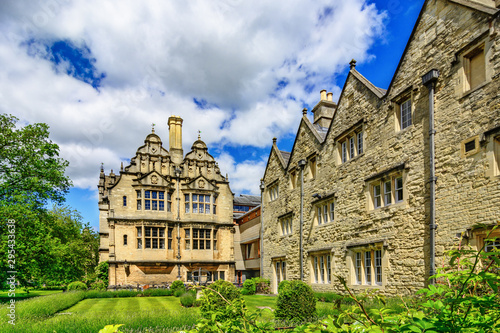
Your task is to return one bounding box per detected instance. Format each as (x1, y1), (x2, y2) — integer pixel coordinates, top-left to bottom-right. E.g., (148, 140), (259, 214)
(350, 69), (386, 98)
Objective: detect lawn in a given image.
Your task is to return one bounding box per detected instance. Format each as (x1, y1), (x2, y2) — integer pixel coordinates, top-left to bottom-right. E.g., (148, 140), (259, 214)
(0, 293), (338, 333)
(0, 289), (63, 303)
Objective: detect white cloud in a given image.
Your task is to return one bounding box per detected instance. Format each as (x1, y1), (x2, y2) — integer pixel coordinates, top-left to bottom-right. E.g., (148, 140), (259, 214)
(0, 0), (387, 194)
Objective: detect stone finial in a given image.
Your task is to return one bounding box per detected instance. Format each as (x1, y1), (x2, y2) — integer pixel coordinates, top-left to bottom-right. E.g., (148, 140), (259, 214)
(349, 59), (357, 70)
(100, 163), (104, 172)
(302, 108), (308, 116)
(272, 137), (277, 144)
(198, 130), (201, 140)
(120, 162), (124, 172)
(151, 123), (156, 133)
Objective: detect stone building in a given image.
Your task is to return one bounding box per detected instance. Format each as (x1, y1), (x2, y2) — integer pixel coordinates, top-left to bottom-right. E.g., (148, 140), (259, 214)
(261, 0), (500, 295)
(234, 201), (262, 284)
(98, 116), (235, 286)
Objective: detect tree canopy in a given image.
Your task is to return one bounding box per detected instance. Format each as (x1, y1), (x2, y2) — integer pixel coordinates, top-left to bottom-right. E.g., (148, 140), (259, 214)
(0, 113), (71, 205)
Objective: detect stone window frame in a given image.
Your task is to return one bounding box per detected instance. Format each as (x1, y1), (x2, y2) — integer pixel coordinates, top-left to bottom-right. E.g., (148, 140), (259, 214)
(484, 128), (500, 179)
(184, 193), (216, 215)
(279, 214), (293, 236)
(136, 226), (165, 250)
(267, 181), (279, 202)
(138, 189), (168, 212)
(183, 227), (218, 251)
(167, 227), (173, 250)
(289, 169), (297, 190)
(315, 199), (335, 226)
(273, 257), (287, 292)
(460, 135), (480, 158)
(192, 228), (212, 250)
(366, 167), (406, 211)
(471, 227), (500, 254)
(392, 88), (413, 132)
(306, 154), (317, 180)
(336, 122), (364, 165)
(309, 251), (332, 284)
(347, 241), (386, 288)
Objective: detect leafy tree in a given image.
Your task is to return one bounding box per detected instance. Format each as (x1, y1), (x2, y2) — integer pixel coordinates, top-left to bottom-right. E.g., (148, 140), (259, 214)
(0, 113), (71, 205)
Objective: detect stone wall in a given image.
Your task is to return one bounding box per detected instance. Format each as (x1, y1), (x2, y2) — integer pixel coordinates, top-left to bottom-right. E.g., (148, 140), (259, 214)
(262, 0), (500, 295)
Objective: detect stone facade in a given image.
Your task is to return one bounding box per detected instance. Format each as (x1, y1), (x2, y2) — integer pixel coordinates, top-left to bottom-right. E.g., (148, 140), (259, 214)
(261, 0), (500, 295)
(99, 116), (235, 286)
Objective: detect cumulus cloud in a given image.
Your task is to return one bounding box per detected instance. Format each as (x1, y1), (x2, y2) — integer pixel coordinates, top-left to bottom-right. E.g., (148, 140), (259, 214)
(0, 0), (387, 196)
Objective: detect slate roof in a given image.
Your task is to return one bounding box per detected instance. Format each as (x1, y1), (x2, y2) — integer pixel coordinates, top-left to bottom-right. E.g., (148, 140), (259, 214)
(280, 151), (291, 166)
(233, 194), (261, 206)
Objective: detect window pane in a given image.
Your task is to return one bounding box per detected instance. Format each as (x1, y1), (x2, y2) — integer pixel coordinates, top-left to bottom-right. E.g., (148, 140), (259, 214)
(185, 229), (190, 238)
(145, 191), (150, 199)
(206, 240), (211, 249)
(318, 207), (322, 225)
(193, 203), (198, 213)
(199, 195), (204, 203)
(159, 191), (164, 200)
(342, 141), (347, 163)
(185, 240), (190, 250)
(160, 239), (165, 249)
(137, 200), (142, 210)
(324, 205), (328, 223)
(152, 191), (157, 199)
(365, 252), (372, 285)
(314, 257), (318, 283)
(137, 227), (142, 237)
(384, 181), (392, 205)
(395, 177), (404, 202)
(137, 238), (142, 249)
(152, 228), (158, 237)
(375, 250), (382, 285)
(136, 190), (141, 198)
(206, 230), (211, 238)
(193, 240), (198, 250)
(159, 201), (164, 211)
(357, 132), (363, 155)
(199, 239), (204, 249)
(145, 200), (151, 210)
(330, 202), (334, 221)
(193, 194), (198, 202)
(185, 203), (190, 213)
(152, 200), (158, 210)
(185, 194), (190, 202)
(199, 204), (204, 214)
(145, 227), (151, 237)
(349, 137), (355, 158)
(145, 238), (151, 248)
(152, 238), (158, 248)
(374, 185), (381, 208)
(401, 99), (412, 129)
(355, 253), (362, 285)
(205, 204), (210, 214)
(193, 229), (198, 238)
(123, 196), (127, 206)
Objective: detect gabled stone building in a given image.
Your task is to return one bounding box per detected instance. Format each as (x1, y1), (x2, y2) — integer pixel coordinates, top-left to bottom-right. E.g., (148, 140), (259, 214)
(261, 0), (500, 295)
(98, 116), (235, 286)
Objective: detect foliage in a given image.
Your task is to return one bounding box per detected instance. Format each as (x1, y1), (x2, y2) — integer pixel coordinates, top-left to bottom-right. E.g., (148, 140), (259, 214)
(68, 281), (88, 291)
(275, 280), (316, 323)
(174, 289), (185, 297)
(95, 261), (109, 286)
(180, 290), (197, 307)
(143, 288), (173, 297)
(254, 277), (271, 294)
(90, 280), (107, 291)
(0, 113), (71, 205)
(199, 279), (244, 322)
(171, 280), (186, 293)
(277, 280), (291, 294)
(98, 324), (124, 333)
(241, 278), (257, 295)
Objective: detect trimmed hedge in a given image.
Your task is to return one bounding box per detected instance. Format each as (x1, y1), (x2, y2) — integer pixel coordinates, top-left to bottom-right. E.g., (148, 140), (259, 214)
(241, 278), (256, 295)
(275, 280), (316, 323)
(67, 281), (87, 291)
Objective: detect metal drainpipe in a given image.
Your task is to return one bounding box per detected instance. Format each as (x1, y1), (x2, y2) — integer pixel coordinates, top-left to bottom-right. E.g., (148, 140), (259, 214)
(298, 159), (307, 281)
(259, 179), (265, 278)
(175, 167), (182, 279)
(422, 69), (439, 285)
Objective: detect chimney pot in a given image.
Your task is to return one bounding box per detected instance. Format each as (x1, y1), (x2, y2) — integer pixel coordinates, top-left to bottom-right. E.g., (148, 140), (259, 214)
(327, 92), (333, 102)
(320, 90), (327, 100)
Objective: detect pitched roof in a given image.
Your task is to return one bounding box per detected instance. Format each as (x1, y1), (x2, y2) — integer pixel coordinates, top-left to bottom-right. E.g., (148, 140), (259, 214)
(350, 69), (386, 98)
(449, 0), (498, 15)
(233, 194), (261, 206)
(280, 151), (291, 166)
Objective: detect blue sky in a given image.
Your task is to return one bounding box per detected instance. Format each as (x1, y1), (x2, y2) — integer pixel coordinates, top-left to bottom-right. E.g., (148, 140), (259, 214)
(0, 0), (424, 230)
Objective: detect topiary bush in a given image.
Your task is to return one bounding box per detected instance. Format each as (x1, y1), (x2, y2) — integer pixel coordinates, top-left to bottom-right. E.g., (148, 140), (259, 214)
(275, 280), (316, 323)
(241, 278), (256, 295)
(200, 279), (244, 321)
(180, 290), (197, 307)
(277, 280), (291, 294)
(170, 280), (186, 293)
(67, 281), (88, 291)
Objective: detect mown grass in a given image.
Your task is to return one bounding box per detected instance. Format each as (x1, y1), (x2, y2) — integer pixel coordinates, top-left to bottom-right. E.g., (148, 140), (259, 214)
(0, 288), (63, 303)
(0, 291), (365, 332)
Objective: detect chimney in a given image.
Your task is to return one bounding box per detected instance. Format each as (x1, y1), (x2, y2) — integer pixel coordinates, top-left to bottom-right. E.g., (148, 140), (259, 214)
(168, 115), (183, 164)
(312, 90), (336, 128)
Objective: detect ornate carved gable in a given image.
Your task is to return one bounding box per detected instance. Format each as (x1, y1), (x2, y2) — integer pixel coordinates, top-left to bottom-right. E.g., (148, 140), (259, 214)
(182, 175), (218, 192)
(133, 170), (173, 189)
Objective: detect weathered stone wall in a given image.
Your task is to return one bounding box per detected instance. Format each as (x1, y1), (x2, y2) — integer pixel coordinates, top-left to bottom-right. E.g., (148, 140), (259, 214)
(262, 0), (500, 295)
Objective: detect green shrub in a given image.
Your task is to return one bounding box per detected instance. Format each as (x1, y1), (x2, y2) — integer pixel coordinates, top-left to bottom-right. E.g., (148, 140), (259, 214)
(180, 290), (197, 307)
(200, 279), (244, 321)
(67, 281), (88, 291)
(241, 278), (256, 295)
(142, 288), (172, 297)
(90, 280), (107, 291)
(170, 280), (186, 293)
(96, 261), (109, 286)
(173, 289), (184, 297)
(275, 280), (316, 323)
(277, 280), (291, 294)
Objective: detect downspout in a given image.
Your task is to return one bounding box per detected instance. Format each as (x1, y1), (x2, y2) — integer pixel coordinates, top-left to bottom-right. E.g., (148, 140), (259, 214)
(298, 159), (307, 281)
(422, 69), (439, 285)
(175, 167), (182, 279)
(259, 179), (265, 278)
